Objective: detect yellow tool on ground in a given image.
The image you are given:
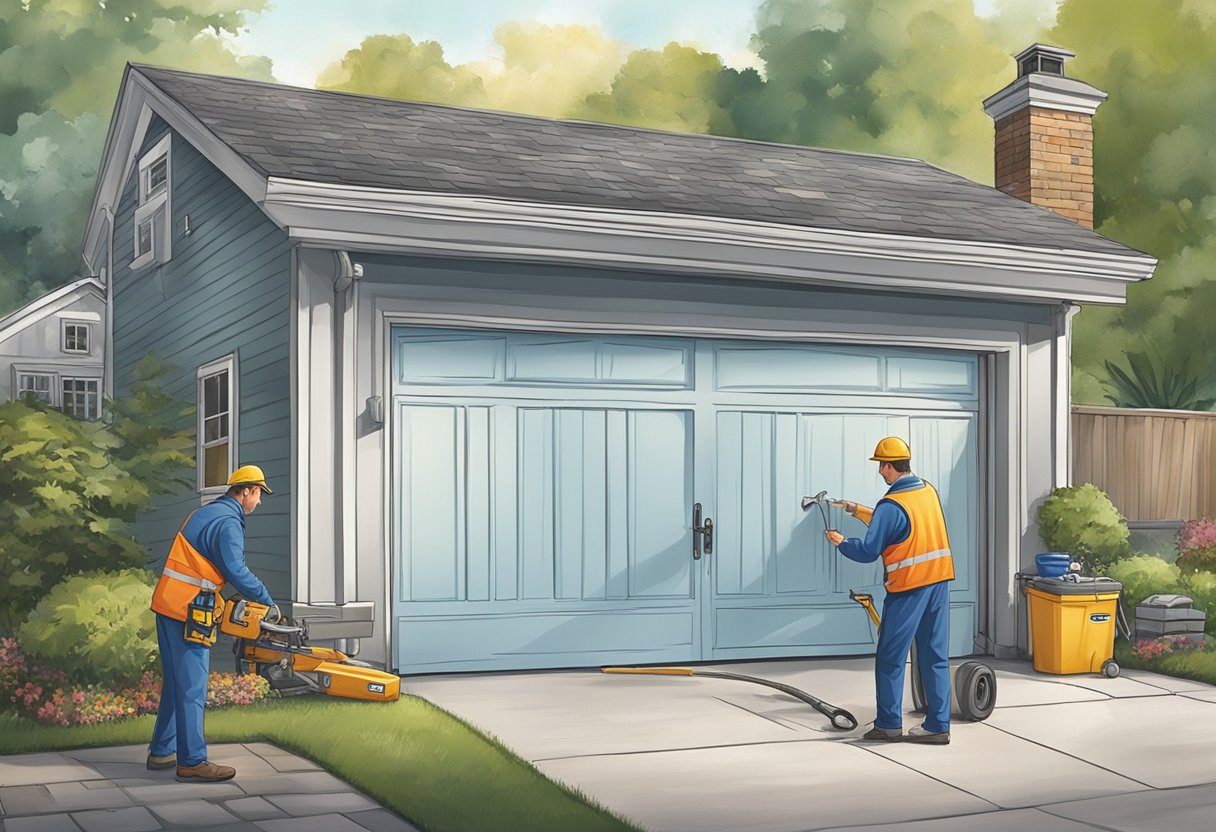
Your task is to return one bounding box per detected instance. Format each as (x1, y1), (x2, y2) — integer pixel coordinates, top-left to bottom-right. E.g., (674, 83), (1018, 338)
(849, 589), (996, 722)
(220, 599), (399, 702)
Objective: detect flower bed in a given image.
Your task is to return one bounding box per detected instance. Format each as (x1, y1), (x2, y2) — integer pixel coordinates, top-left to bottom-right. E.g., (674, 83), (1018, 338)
(0, 637), (272, 726)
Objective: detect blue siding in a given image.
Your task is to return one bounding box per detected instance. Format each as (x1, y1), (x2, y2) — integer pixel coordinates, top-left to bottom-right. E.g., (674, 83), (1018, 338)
(112, 115), (292, 602)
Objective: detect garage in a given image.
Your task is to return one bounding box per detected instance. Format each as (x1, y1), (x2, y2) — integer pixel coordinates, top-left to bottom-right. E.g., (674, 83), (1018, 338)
(391, 326), (979, 673)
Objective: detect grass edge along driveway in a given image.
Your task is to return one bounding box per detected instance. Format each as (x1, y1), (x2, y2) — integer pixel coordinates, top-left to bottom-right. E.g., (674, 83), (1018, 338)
(0, 694), (643, 832)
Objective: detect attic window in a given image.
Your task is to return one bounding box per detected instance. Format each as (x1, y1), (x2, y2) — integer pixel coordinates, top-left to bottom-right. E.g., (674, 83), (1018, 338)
(132, 133), (172, 271)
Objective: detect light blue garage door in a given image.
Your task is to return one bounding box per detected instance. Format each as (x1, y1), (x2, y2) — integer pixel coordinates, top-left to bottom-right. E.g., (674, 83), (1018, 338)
(391, 327), (980, 673)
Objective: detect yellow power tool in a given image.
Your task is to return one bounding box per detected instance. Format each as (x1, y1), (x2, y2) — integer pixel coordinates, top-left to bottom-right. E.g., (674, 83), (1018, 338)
(220, 599), (399, 702)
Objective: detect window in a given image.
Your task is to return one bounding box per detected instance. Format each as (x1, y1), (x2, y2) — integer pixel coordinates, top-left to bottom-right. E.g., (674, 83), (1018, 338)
(17, 373), (53, 403)
(61, 377), (100, 420)
(198, 355), (238, 493)
(63, 322), (90, 354)
(132, 133), (171, 271)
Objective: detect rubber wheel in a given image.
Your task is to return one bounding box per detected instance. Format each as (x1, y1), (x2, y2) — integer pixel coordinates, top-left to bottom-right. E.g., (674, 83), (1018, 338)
(1102, 659), (1120, 678)
(955, 661), (997, 722)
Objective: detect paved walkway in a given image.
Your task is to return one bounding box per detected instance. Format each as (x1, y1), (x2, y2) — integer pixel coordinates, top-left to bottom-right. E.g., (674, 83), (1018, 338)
(0, 742), (419, 832)
(407, 656), (1216, 832)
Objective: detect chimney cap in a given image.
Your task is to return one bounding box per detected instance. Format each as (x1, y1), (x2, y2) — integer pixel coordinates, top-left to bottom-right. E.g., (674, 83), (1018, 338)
(1014, 43), (1076, 78)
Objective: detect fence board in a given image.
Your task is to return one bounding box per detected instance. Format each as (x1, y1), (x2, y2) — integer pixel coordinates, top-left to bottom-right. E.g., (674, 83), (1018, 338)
(1072, 406), (1216, 522)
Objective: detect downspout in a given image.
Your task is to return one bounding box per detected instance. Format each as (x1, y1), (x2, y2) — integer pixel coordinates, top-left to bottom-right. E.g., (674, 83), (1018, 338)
(103, 206), (116, 400)
(1053, 302), (1082, 488)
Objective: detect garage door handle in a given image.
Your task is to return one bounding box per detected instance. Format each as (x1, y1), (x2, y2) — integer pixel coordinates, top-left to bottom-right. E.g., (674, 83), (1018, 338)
(692, 503), (713, 559)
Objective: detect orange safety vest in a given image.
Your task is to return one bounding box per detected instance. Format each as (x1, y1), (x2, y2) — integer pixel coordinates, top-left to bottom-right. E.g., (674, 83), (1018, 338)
(150, 512), (227, 622)
(877, 482), (955, 593)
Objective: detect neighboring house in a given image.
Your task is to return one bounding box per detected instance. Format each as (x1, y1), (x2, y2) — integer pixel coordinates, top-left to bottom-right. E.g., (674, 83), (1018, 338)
(0, 276), (107, 420)
(81, 45), (1156, 673)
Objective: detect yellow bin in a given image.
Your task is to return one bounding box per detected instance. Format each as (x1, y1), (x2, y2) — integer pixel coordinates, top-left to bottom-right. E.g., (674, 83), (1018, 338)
(1026, 576), (1123, 677)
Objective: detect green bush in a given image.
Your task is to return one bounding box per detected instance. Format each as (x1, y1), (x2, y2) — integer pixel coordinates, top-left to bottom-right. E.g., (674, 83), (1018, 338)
(1182, 571), (1216, 637)
(0, 354), (192, 630)
(1178, 545), (1216, 576)
(1105, 555), (1184, 613)
(1036, 483), (1131, 573)
(18, 569), (159, 686)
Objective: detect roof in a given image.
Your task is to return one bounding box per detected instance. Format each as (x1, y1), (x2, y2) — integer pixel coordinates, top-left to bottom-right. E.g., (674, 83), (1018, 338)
(132, 65), (1142, 259)
(0, 277), (105, 344)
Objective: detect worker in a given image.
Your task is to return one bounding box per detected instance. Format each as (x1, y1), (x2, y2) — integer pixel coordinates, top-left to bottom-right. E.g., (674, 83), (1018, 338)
(147, 465), (278, 781)
(825, 437), (955, 745)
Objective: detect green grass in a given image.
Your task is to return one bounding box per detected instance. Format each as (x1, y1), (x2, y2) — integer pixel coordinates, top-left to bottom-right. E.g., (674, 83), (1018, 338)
(1115, 640), (1216, 686)
(0, 695), (642, 832)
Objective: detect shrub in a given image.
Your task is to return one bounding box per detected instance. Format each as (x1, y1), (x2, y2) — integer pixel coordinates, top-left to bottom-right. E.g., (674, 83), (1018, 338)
(1133, 635), (1205, 661)
(18, 570), (158, 686)
(1181, 571), (1216, 637)
(1177, 519), (1216, 575)
(1105, 556), (1184, 631)
(0, 355), (193, 630)
(1036, 484), (1131, 573)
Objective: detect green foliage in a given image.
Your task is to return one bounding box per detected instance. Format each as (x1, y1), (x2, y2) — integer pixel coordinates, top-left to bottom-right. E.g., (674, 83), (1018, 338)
(1178, 546), (1216, 576)
(1036, 483), (1131, 572)
(1182, 571), (1216, 637)
(18, 570), (158, 686)
(1104, 555), (1184, 611)
(1102, 350), (1215, 410)
(0, 356), (192, 631)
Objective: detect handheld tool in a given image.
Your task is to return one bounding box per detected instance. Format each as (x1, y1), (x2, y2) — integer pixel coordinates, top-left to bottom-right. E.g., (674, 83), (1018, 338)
(800, 490), (834, 531)
(602, 666), (858, 731)
(222, 598), (400, 702)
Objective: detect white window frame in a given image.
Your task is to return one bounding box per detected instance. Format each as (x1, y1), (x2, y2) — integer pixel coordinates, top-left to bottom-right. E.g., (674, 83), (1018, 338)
(60, 376), (101, 420)
(132, 133), (171, 271)
(15, 370), (55, 405)
(197, 353), (239, 498)
(62, 320), (91, 354)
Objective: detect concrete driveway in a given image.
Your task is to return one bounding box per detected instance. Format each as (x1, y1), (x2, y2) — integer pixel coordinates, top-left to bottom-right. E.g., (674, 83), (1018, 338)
(406, 656), (1216, 832)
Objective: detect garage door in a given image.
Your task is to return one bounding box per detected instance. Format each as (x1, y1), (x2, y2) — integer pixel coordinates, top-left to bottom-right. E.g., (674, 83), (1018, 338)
(390, 327), (979, 673)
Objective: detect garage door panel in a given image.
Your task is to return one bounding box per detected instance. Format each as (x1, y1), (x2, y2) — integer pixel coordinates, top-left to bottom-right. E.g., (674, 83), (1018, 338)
(628, 410), (694, 598)
(398, 404), (464, 602)
(713, 605), (877, 651)
(911, 416), (977, 594)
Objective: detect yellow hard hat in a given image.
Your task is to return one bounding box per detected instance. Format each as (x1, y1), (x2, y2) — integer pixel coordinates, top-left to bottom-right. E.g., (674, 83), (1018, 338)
(227, 464), (273, 494)
(870, 437), (911, 462)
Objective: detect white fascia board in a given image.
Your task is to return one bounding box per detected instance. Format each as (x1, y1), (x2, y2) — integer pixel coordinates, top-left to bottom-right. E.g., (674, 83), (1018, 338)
(264, 178), (1156, 306)
(82, 67), (271, 267)
(983, 74), (1109, 121)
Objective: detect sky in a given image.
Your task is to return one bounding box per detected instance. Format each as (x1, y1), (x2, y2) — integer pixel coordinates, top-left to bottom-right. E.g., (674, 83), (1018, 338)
(233, 0), (1009, 89)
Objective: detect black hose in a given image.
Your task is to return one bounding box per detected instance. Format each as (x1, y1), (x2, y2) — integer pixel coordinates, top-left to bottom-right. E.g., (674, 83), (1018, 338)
(689, 669), (858, 731)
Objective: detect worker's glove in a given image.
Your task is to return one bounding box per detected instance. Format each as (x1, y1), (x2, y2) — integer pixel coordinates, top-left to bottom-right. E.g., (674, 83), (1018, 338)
(829, 500), (857, 515)
(265, 604), (282, 623)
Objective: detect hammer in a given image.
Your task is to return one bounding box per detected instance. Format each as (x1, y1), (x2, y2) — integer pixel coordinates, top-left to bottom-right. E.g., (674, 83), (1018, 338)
(800, 490), (833, 530)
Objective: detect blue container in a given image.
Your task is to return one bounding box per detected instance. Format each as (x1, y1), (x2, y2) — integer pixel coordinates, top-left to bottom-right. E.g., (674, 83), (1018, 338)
(1035, 552), (1071, 578)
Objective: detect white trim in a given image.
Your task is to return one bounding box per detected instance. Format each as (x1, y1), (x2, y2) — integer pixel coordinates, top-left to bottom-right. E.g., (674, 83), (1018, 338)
(138, 133), (171, 203)
(265, 178), (1155, 306)
(1055, 302), (1081, 488)
(60, 320), (92, 355)
(983, 73), (1108, 122)
(196, 353), (239, 497)
(0, 277), (106, 345)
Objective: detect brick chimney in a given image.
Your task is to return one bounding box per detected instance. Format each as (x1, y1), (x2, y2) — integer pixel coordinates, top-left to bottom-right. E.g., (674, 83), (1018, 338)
(983, 44), (1107, 228)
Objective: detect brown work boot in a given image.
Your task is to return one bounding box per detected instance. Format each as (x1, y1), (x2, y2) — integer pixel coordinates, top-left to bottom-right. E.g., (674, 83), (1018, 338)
(861, 725), (903, 742)
(146, 753), (176, 771)
(176, 760), (236, 782)
(903, 725), (950, 745)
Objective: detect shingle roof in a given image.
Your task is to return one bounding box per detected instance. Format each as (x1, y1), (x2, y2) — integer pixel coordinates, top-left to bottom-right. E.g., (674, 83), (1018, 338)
(135, 64), (1141, 258)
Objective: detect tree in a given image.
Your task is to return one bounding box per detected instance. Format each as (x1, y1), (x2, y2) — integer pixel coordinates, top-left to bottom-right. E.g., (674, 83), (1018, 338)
(0, 355), (193, 631)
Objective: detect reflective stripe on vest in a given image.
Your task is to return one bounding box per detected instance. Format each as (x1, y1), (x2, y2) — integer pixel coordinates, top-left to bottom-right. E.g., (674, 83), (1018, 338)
(150, 511), (226, 622)
(878, 481), (955, 592)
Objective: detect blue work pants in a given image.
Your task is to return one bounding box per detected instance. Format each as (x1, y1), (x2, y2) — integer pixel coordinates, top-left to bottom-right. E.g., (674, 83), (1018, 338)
(149, 612), (211, 766)
(874, 580), (951, 734)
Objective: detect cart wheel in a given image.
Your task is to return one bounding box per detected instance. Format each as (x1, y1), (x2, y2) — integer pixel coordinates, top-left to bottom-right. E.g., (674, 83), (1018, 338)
(956, 661), (997, 722)
(1102, 659), (1120, 678)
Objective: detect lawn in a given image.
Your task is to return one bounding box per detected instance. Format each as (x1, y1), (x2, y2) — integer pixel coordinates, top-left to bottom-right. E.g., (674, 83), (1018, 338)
(0, 694), (642, 832)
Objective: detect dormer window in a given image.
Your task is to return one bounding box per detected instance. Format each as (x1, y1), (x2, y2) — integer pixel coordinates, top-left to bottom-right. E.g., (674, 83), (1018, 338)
(62, 321), (90, 354)
(1015, 44), (1074, 79)
(132, 133), (172, 270)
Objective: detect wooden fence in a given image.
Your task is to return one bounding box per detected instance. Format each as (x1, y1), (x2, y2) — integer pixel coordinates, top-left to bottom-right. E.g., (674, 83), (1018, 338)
(1072, 405), (1216, 522)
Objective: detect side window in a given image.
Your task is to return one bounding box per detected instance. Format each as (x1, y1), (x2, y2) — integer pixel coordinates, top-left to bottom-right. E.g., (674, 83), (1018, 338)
(131, 133), (171, 270)
(197, 354), (238, 494)
(62, 321), (90, 354)
(17, 372), (54, 403)
(61, 377), (101, 420)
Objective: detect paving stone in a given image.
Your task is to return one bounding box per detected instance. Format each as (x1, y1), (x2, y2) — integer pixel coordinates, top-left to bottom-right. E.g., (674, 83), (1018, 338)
(0, 786), (56, 816)
(0, 754), (104, 787)
(266, 792), (378, 816)
(4, 813), (84, 831)
(224, 797), (287, 821)
(230, 771), (349, 796)
(254, 813), (370, 832)
(70, 806), (162, 832)
(45, 782), (133, 812)
(88, 763), (157, 781)
(147, 799), (238, 826)
(346, 808), (424, 832)
(82, 782), (119, 791)
(62, 747), (147, 765)
(124, 782), (244, 803)
(257, 755), (321, 773)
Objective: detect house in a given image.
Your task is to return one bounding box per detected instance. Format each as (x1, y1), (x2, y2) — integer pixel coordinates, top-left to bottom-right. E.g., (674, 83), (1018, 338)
(0, 276), (107, 419)
(81, 44), (1156, 673)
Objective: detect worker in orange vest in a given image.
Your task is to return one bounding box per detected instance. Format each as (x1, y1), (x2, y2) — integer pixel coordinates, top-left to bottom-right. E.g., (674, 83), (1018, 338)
(147, 465), (278, 781)
(825, 437), (955, 745)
